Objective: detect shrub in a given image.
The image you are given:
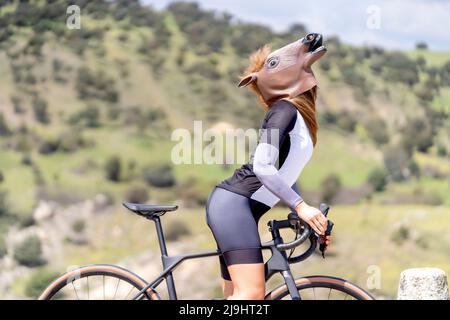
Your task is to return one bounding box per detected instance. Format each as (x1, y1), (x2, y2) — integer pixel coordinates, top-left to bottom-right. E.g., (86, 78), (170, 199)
(0, 190), (9, 217)
(336, 112), (357, 132)
(437, 144), (448, 157)
(416, 42), (428, 50)
(14, 235), (45, 267)
(72, 219), (86, 234)
(0, 236), (7, 258)
(84, 105), (101, 128)
(408, 160), (421, 179)
(383, 144), (411, 181)
(18, 215), (35, 229)
(32, 97), (50, 124)
(11, 95), (24, 114)
(367, 168), (389, 192)
(178, 177), (208, 208)
(58, 131), (87, 153)
(391, 225), (410, 245)
(165, 221), (190, 242)
(25, 269), (60, 298)
(365, 118), (389, 146)
(181, 188), (206, 208)
(76, 67), (120, 103)
(0, 113), (11, 136)
(69, 105), (101, 128)
(105, 156), (121, 182)
(320, 174), (342, 203)
(401, 118), (433, 153)
(21, 153), (33, 166)
(38, 139), (60, 155)
(124, 185), (149, 204)
(415, 235), (428, 249)
(143, 164), (176, 188)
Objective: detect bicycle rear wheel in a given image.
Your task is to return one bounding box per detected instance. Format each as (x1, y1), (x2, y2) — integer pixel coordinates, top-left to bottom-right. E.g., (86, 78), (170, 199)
(38, 264), (159, 300)
(266, 276), (374, 300)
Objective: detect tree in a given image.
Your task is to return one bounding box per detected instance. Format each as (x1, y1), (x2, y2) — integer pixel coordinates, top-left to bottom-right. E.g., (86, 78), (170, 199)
(320, 174), (342, 203)
(32, 97), (50, 124)
(105, 156), (121, 182)
(383, 144), (411, 181)
(365, 118), (389, 146)
(402, 118), (434, 153)
(416, 42), (428, 50)
(143, 164), (176, 188)
(14, 235), (45, 267)
(0, 113), (11, 136)
(0, 190), (9, 217)
(84, 105), (101, 128)
(367, 168), (388, 192)
(124, 185), (149, 203)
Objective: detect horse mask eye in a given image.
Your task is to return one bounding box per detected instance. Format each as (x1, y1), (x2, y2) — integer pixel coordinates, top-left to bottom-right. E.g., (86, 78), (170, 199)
(238, 33), (327, 101)
(267, 57), (280, 69)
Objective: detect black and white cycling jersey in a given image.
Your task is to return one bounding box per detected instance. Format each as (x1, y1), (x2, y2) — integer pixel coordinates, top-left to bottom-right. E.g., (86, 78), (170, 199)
(217, 99), (313, 211)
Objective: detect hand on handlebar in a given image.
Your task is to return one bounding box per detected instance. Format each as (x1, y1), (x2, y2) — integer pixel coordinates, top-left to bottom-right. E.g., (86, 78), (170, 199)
(295, 201), (327, 235)
(318, 234), (333, 246)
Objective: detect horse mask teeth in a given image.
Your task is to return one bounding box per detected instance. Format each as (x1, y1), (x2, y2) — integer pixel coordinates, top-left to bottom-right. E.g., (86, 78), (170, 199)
(238, 33), (327, 101)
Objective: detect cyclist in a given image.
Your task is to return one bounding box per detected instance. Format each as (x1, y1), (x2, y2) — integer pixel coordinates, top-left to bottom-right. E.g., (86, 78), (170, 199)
(206, 33), (332, 300)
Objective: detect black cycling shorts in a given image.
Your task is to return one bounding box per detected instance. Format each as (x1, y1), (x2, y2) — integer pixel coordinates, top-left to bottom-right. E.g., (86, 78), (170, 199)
(206, 187), (270, 280)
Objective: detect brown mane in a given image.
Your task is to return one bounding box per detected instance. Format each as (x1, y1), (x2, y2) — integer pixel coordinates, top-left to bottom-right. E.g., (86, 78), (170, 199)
(241, 44), (272, 110)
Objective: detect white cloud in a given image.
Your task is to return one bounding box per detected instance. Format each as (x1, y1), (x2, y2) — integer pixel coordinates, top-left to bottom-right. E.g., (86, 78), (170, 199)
(142, 0), (450, 50)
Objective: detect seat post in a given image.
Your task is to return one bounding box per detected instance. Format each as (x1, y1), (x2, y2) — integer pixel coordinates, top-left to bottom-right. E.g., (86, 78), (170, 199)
(152, 215), (168, 256)
(151, 215), (178, 300)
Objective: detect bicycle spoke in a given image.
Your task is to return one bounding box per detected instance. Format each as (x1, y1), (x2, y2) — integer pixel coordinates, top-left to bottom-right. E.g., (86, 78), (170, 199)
(103, 275), (105, 300)
(343, 293), (349, 300)
(124, 285), (135, 300)
(113, 278), (120, 300)
(327, 288), (332, 300)
(313, 287), (316, 300)
(71, 281), (80, 300)
(87, 276), (90, 300)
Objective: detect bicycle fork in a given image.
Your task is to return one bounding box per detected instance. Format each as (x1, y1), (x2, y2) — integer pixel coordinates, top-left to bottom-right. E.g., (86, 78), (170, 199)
(281, 269), (301, 300)
(266, 224), (301, 300)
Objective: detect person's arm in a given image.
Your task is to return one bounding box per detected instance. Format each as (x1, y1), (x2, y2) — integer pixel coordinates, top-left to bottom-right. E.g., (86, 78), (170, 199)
(252, 101), (303, 211)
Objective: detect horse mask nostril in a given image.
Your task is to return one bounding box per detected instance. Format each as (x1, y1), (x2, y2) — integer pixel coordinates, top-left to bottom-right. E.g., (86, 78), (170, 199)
(308, 34), (323, 52)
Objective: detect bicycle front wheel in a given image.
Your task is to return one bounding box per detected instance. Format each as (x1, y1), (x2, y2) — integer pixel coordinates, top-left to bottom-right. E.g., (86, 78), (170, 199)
(38, 264), (159, 300)
(266, 276), (375, 300)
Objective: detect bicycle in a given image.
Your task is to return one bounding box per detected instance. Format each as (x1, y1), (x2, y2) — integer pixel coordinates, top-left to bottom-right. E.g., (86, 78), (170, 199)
(39, 202), (374, 300)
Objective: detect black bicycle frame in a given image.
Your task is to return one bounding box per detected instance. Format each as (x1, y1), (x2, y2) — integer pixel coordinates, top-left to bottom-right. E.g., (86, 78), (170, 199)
(132, 215), (301, 300)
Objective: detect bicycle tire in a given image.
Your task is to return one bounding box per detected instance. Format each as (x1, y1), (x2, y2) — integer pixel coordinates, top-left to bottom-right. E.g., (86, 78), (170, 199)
(266, 275), (375, 300)
(38, 264), (159, 300)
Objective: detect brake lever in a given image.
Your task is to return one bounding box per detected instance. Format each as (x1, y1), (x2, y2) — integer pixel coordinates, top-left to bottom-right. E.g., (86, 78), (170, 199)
(319, 220), (334, 258)
(318, 203), (332, 258)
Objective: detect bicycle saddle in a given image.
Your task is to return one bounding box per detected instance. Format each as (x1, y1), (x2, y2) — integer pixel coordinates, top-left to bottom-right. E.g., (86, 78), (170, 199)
(123, 202), (178, 218)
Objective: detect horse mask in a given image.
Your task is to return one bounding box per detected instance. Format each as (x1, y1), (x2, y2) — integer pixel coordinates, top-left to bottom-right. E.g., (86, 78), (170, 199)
(238, 33), (327, 101)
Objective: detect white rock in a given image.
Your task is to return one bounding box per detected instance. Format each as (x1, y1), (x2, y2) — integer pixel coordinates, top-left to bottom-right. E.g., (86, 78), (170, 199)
(93, 193), (111, 212)
(33, 201), (56, 222)
(398, 268), (449, 300)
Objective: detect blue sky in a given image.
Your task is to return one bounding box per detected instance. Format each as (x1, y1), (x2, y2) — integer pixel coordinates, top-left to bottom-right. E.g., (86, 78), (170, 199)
(142, 0), (450, 51)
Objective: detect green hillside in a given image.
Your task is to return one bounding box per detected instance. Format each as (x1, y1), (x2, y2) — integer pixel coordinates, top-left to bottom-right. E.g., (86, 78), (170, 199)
(0, 1), (449, 299)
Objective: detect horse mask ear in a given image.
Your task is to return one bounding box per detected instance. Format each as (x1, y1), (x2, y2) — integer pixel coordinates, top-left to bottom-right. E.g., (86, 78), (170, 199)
(238, 73), (257, 87)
